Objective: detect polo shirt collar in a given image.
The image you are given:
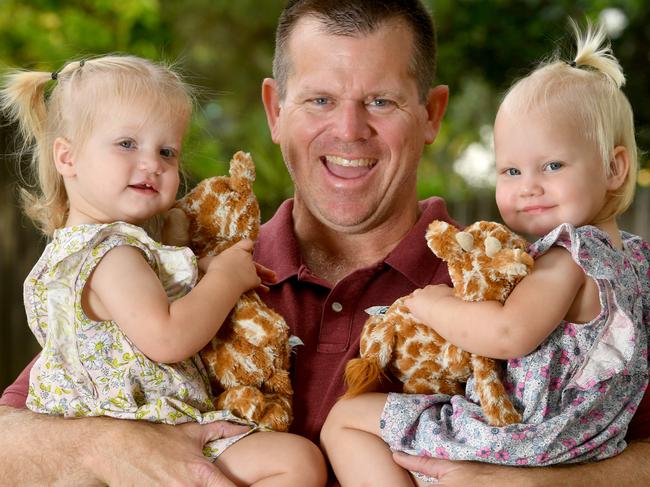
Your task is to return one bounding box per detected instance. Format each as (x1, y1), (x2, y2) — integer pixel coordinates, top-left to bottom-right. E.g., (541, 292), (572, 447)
(384, 197), (456, 288)
(255, 199), (301, 284)
(254, 197), (456, 288)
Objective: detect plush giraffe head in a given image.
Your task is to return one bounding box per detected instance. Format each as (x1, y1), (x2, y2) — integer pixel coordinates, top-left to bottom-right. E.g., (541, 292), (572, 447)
(168, 151), (260, 257)
(426, 220), (534, 303)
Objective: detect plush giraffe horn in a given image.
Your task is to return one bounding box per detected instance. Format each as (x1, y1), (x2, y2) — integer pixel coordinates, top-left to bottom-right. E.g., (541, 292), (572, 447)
(456, 231), (474, 252)
(485, 236), (502, 257)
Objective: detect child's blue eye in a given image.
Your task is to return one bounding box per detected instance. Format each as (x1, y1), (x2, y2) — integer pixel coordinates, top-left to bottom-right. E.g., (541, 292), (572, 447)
(119, 139), (134, 149)
(505, 168), (521, 176)
(160, 148), (175, 158)
(546, 161), (563, 171)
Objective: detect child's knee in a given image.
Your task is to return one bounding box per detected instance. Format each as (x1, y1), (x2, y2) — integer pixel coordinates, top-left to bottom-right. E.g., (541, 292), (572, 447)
(320, 397), (353, 446)
(283, 435), (327, 486)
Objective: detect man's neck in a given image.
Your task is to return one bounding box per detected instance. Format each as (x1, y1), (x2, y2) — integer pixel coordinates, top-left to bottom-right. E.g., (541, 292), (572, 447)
(294, 207), (419, 285)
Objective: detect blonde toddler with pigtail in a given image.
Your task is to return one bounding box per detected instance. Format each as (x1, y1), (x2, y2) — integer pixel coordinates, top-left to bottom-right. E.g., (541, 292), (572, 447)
(1, 55), (325, 486)
(321, 20), (650, 486)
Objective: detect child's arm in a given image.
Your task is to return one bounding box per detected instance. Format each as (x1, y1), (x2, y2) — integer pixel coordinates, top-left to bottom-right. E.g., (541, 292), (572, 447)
(84, 239), (266, 363)
(405, 247), (588, 359)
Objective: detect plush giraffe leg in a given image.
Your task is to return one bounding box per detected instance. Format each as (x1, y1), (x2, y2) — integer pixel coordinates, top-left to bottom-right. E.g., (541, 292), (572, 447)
(215, 385), (266, 424)
(257, 393), (292, 432)
(403, 376), (464, 395)
(470, 355), (521, 426)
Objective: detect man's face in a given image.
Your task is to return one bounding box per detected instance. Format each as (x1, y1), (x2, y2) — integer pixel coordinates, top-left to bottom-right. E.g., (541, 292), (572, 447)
(263, 18), (447, 235)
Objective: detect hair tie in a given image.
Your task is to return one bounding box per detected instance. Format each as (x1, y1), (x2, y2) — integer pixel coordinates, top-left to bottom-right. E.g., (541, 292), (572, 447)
(51, 71), (58, 81)
(79, 59), (85, 67)
(568, 60), (577, 68)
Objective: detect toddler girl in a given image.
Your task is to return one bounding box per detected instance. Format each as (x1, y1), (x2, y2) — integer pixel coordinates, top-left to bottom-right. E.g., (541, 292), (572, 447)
(320, 21), (649, 486)
(1, 55), (325, 486)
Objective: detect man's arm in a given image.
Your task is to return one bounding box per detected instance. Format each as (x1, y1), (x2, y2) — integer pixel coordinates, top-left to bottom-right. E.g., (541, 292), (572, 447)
(0, 359), (247, 486)
(394, 439), (650, 486)
(0, 404), (246, 486)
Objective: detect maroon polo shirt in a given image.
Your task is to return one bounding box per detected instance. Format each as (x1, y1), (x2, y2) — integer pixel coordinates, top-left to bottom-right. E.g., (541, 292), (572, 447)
(3, 197), (650, 446)
(253, 197), (455, 442)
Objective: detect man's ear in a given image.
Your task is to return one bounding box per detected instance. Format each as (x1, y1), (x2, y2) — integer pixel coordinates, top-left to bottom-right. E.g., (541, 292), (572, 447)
(53, 137), (76, 177)
(606, 145), (630, 191)
(423, 85), (449, 145)
(262, 78), (282, 144)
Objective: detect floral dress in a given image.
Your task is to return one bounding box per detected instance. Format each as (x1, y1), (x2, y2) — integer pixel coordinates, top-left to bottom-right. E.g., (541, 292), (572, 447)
(381, 224), (650, 466)
(24, 222), (253, 458)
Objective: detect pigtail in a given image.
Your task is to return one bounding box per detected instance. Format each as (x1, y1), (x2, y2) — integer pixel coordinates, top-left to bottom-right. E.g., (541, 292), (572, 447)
(569, 19), (625, 89)
(0, 70), (52, 154)
(0, 69), (66, 234)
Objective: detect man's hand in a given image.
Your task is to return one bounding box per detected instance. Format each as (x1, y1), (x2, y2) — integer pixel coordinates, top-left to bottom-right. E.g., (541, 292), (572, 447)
(85, 419), (250, 487)
(0, 406), (249, 486)
(392, 452), (534, 487)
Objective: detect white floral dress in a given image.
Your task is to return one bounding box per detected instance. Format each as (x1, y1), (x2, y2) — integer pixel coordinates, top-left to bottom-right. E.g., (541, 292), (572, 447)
(381, 224), (650, 466)
(24, 222), (252, 458)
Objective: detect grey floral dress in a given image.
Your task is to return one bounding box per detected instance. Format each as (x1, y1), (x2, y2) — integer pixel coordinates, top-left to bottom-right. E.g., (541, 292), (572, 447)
(24, 222), (252, 458)
(381, 224), (650, 466)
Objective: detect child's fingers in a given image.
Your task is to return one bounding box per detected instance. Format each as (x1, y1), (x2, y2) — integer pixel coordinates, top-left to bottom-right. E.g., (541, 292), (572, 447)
(231, 239), (254, 252)
(255, 263), (277, 282)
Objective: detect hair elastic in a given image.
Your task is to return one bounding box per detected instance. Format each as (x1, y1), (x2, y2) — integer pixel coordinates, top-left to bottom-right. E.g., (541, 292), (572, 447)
(568, 60), (577, 68)
(51, 71), (58, 80)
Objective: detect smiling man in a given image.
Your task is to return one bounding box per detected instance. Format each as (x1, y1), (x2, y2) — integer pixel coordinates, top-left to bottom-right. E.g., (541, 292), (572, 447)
(255, 1), (451, 444)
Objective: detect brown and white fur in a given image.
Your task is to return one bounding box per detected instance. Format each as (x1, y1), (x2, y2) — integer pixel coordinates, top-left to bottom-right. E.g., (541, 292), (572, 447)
(165, 151), (293, 431)
(344, 220), (533, 426)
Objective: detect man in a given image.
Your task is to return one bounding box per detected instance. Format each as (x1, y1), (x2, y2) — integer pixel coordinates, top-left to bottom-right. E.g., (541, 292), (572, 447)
(2, 1), (649, 485)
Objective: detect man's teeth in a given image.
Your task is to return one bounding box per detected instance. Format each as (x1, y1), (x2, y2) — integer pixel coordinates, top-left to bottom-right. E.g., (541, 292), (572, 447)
(327, 156), (375, 167)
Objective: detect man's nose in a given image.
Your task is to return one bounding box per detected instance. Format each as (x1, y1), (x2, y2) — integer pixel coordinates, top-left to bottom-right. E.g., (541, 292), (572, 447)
(331, 102), (372, 142)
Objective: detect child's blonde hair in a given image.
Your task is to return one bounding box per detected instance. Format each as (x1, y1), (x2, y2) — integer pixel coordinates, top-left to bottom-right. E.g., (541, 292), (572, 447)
(499, 19), (638, 222)
(0, 55), (193, 235)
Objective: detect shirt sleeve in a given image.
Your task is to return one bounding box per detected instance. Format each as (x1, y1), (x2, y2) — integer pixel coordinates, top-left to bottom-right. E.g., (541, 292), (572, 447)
(627, 384), (650, 441)
(0, 355), (38, 409)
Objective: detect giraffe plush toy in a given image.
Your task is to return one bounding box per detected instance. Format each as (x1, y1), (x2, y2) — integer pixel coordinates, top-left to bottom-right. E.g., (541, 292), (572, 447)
(165, 151), (293, 431)
(344, 220), (534, 426)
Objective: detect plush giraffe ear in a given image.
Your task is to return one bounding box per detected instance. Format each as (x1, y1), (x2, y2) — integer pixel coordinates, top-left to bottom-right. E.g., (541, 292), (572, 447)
(229, 151), (256, 183)
(426, 220), (462, 262)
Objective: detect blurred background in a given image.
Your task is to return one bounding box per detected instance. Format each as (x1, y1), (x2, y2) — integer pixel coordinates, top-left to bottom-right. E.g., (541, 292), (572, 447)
(1, 0), (649, 392)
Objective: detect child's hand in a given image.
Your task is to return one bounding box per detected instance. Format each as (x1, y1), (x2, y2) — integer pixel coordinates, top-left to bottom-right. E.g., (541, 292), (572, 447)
(254, 262), (277, 292)
(200, 239), (261, 293)
(404, 284), (455, 326)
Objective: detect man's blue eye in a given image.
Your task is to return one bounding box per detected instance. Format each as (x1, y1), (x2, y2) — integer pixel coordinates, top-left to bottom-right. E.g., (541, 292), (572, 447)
(370, 98), (392, 107)
(313, 98), (328, 105)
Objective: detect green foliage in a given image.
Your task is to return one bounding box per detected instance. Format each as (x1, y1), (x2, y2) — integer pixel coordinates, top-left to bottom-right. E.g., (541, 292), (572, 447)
(1, 0), (648, 219)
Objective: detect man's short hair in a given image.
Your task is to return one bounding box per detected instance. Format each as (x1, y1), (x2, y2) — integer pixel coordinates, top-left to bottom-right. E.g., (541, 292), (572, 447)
(273, 0), (437, 103)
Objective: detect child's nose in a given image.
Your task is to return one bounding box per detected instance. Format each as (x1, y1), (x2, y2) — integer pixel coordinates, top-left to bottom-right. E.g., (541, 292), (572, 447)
(519, 176), (543, 196)
(139, 154), (163, 175)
